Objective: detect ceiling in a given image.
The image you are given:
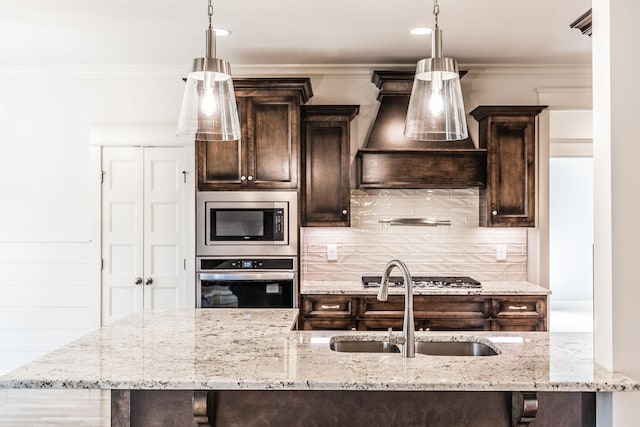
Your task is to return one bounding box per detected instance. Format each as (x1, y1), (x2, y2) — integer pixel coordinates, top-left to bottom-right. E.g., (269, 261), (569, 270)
(0, 0), (592, 68)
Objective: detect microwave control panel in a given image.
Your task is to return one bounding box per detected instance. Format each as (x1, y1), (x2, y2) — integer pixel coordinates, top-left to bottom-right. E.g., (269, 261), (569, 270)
(273, 208), (285, 240)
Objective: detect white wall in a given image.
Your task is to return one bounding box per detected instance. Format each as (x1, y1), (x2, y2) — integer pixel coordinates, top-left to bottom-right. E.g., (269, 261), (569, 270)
(0, 64), (591, 375)
(593, 0), (640, 424)
(0, 70), (185, 375)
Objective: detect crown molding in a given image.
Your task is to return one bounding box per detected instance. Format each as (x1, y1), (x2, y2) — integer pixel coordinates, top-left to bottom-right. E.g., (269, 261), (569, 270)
(0, 63), (592, 79)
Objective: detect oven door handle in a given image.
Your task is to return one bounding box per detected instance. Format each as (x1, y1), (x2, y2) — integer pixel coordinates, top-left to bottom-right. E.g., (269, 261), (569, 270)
(198, 272), (295, 282)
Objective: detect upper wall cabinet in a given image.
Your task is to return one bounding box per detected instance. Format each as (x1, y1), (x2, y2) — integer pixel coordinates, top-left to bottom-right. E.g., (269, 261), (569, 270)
(196, 78), (313, 190)
(470, 106), (547, 227)
(301, 105), (359, 227)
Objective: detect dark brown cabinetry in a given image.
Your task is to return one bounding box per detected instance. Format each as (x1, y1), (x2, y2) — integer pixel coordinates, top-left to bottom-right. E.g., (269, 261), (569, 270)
(300, 295), (358, 330)
(300, 294), (547, 331)
(470, 106), (547, 227)
(301, 105), (359, 226)
(196, 78), (313, 190)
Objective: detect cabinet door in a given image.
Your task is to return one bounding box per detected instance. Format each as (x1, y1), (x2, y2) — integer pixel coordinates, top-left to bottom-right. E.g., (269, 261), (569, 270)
(247, 96), (300, 189)
(301, 106), (358, 227)
(485, 117), (535, 226)
(196, 99), (248, 190)
(471, 106), (546, 227)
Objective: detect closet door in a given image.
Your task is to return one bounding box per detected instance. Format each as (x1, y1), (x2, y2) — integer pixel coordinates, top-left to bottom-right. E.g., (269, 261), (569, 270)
(142, 147), (185, 312)
(101, 146), (186, 325)
(101, 147), (145, 325)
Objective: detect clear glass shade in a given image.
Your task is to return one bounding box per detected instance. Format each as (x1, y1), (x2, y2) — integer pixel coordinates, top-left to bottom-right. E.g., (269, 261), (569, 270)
(404, 58), (468, 141)
(177, 70), (241, 141)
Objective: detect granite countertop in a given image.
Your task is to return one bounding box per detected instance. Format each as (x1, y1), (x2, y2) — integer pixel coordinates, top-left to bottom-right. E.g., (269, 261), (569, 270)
(301, 280), (551, 296)
(1, 308), (636, 393)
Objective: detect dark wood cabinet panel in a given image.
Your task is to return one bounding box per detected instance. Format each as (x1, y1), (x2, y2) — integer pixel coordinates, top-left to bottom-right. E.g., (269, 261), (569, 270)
(196, 78), (312, 190)
(250, 97), (299, 188)
(302, 295), (355, 318)
(301, 106), (359, 226)
(491, 296), (547, 331)
(300, 294), (358, 330)
(300, 294), (547, 332)
(470, 106), (547, 227)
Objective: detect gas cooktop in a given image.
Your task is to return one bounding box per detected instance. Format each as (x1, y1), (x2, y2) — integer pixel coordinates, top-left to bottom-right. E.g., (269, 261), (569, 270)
(362, 276), (482, 289)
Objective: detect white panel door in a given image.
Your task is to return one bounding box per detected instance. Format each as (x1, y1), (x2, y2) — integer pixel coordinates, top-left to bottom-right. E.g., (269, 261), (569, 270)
(101, 147), (144, 325)
(143, 147), (185, 312)
(101, 146), (186, 325)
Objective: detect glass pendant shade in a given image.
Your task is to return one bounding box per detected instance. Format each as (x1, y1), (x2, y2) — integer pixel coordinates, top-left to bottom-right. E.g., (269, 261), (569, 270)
(176, 2), (240, 141)
(404, 1), (468, 142)
(177, 61), (241, 140)
(404, 57), (468, 141)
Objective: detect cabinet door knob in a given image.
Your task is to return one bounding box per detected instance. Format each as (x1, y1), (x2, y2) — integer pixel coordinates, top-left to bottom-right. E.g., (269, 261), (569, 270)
(342, 209), (347, 215)
(492, 210), (498, 216)
(134, 277), (143, 285)
(247, 175), (253, 181)
(240, 175), (246, 181)
(145, 277), (153, 286)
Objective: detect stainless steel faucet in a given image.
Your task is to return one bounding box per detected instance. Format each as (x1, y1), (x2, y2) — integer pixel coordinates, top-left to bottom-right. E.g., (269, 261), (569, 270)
(377, 259), (415, 358)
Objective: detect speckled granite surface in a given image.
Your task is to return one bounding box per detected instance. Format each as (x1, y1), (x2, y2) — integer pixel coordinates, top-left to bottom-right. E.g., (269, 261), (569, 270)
(1, 309), (636, 393)
(301, 280), (551, 295)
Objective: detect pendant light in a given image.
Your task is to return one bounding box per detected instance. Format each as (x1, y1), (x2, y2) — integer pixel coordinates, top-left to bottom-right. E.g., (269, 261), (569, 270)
(404, 0), (468, 141)
(177, 0), (240, 141)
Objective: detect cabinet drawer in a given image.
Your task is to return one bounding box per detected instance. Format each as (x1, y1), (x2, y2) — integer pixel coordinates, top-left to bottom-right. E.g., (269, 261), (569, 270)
(492, 318), (546, 332)
(301, 318), (356, 331)
(302, 295), (354, 318)
(491, 297), (546, 318)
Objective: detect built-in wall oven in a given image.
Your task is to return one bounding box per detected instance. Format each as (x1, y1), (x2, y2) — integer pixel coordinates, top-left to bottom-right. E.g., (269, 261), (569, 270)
(196, 191), (299, 308)
(197, 257), (297, 308)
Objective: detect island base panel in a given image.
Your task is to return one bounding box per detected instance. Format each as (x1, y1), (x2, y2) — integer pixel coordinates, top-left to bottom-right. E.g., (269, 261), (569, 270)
(110, 390), (594, 426)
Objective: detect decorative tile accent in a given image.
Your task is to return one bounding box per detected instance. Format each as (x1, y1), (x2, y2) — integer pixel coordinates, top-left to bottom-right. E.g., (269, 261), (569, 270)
(301, 189), (528, 282)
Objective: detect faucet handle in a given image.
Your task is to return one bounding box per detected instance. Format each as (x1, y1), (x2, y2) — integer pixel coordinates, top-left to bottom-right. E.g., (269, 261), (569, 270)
(387, 327), (405, 345)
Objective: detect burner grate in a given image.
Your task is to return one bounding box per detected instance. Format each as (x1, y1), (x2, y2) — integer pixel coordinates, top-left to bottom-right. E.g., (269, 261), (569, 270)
(362, 275), (481, 289)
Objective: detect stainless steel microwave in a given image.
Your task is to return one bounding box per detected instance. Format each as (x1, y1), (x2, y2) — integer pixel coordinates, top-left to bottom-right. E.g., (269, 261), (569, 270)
(196, 191), (298, 256)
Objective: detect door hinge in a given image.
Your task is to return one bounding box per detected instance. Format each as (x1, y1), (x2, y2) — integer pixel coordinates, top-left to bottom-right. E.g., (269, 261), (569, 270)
(100, 171), (105, 184)
(183, 259), (186, 270)
(101, 259), (104, 271)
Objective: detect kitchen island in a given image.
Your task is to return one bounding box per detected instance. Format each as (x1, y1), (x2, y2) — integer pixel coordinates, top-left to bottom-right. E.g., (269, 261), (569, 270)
(1, 309), (637, 426)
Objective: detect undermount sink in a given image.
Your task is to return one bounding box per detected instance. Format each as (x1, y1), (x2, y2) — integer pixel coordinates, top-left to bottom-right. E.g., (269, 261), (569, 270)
(414, 341), (498, 356)
(329, 337), (499, 356)
(329, 340), (401, 353)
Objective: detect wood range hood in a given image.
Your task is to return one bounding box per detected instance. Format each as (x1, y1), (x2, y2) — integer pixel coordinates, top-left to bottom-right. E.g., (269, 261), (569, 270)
(356, 71), (487, 189)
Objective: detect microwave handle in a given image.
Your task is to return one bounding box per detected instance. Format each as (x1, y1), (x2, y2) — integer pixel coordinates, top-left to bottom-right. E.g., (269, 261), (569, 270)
(198, 272), (294, 282)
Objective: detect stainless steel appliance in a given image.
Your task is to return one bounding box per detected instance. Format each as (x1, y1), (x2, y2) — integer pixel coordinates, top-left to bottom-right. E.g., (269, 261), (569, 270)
(197, 257), (297, 308)
(196, 191), (298, 257)
(362, 276), (482, 289)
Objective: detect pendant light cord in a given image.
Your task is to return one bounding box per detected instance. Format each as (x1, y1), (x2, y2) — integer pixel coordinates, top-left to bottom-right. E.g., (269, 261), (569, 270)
(208, 0), (213, 30)
(433, 0), (439, 28)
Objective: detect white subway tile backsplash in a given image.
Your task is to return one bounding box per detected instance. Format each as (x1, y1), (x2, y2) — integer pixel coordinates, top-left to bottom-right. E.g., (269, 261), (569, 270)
(301, 189), (528, 283)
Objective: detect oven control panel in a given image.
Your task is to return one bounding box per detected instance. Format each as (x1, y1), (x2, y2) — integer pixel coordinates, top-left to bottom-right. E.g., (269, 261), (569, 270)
(199, 258), (295, 271)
